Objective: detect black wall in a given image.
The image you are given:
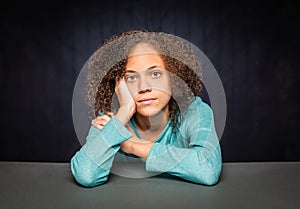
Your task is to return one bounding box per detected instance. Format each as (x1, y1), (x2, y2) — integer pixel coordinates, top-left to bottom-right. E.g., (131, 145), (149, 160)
(1, 0), (299, 162)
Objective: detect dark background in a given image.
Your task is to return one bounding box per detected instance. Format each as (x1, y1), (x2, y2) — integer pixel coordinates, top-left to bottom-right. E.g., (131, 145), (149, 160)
(0, 0), (299, 162)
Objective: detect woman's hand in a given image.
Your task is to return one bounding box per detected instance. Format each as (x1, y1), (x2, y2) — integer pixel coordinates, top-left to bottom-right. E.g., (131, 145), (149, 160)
(114, 78), (136, 125)
(92, 115), (154, 158)
(91, 112), (114, 130)
(120, 139), (154, 159)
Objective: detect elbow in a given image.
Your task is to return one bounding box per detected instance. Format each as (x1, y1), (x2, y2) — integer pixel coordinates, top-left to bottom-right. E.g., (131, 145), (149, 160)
(201, 169), (220, 186)
(194, 156), (222, 186)
(70, 155), (108, 188)
(75, 175), (108, 188)
(72, 169), (108, 188)
(194, 166), (221, 186)
(197, 145), (222, 186)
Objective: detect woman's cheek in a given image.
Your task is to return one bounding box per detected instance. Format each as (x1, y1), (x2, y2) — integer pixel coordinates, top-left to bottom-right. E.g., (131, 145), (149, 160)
(126, 84), (139, 97)
(153, 81), (171, 95)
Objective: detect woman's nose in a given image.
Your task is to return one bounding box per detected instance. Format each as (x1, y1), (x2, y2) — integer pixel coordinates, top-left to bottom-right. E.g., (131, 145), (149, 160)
(138, 77), (152, 94)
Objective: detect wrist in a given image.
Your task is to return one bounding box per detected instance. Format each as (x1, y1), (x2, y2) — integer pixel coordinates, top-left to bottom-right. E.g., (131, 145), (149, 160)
(115, 106), (134, 125)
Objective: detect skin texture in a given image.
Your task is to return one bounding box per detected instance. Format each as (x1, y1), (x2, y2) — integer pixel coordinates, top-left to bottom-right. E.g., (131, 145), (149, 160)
(92, 43), (171, 158)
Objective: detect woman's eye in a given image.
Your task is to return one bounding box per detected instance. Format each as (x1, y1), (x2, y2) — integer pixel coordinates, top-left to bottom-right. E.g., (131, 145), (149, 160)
(125, 75), (136, 82)
(150, 71), (162, 78)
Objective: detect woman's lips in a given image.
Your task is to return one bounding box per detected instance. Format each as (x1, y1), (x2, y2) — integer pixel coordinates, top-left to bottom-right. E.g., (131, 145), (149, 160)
(137, 98), (157, 105)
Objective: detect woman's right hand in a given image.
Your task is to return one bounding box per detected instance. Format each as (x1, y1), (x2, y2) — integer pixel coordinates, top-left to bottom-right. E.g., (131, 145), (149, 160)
(91, 113), (113, 131)
(114, 78), (136, 125)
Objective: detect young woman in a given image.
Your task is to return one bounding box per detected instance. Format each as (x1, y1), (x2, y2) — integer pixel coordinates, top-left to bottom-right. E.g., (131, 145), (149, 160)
(71, 30), (222, 187)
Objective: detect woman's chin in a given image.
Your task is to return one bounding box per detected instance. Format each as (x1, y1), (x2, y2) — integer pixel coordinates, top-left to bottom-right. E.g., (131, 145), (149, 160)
(136, 107), (161, 117)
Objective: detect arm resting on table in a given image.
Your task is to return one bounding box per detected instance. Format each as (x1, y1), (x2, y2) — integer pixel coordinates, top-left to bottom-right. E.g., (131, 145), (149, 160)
(146, 142), (222, 185)
(71, 117), (132, 187)
(146, 97), (222, 185)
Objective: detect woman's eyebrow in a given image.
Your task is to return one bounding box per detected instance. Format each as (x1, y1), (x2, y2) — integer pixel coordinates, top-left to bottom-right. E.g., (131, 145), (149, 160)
(125, 70), (136, 73)
(125, 65), (163, 73)
(147, 65), (159, 70)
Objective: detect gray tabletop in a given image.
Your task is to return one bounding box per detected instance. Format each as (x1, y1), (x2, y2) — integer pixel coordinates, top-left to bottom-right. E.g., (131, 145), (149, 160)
(0, 161), (299, 209)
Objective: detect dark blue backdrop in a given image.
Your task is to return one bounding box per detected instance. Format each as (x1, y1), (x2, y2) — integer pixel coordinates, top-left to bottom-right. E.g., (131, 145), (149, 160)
(0, 0), (299, 162)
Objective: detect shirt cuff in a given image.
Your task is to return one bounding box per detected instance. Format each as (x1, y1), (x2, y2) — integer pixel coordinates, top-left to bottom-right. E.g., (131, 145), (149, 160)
(146, 142), (191, 173)
(145, 143), (169, 173)
(101, 117), (133, 146)
(82, 117), (133, 166)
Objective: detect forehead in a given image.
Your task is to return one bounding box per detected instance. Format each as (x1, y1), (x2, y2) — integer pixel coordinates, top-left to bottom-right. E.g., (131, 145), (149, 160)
(126, 43), (165, 70)
(128, 42), (159, 56)
(126, 54), (165, 72)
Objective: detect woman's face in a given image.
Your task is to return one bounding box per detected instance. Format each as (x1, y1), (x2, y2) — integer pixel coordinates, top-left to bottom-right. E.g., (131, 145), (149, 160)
(125, 43), (171, 117)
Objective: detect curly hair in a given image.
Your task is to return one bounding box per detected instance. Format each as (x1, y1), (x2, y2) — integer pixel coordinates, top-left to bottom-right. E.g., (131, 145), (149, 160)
(86, 30), (202, 131)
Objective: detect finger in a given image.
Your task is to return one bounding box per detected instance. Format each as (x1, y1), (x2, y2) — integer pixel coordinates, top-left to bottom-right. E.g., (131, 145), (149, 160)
(93, 118), (108, 126)
(105, 112), (114, 118)
(95, 115), (111, 123)
(115, 77), (125, 91)
(91, 120), (104, 130)
(95, 115), (109, 121)
(116, 77), (124, 85)
(95, 124), (104, 130)
(94, 118), (108, 125)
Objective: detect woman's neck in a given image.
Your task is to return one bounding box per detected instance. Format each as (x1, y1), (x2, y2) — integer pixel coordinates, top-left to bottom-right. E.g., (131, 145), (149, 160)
(134, 106), (170, 134)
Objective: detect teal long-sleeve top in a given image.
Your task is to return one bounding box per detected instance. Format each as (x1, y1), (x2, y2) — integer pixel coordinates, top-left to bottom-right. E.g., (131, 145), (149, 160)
(71, 96), (222, 187)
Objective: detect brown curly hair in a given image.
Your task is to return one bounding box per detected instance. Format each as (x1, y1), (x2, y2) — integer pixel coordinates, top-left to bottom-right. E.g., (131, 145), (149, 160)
(86, 30), (202, 130)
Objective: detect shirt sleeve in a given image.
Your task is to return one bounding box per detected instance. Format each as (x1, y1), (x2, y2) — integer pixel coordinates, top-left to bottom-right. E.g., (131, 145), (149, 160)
(71, 117), (132, 187)
(145, 98), (222, 185)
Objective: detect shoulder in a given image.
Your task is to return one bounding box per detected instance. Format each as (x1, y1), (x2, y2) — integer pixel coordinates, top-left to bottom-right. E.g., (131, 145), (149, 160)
(176, 96), (216, 141)
(184, 96), (213, 120)
(179, 96), (214, 132)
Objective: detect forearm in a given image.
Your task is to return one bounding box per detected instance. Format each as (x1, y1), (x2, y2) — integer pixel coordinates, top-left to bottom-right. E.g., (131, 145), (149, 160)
(131, 141), (154, 159)
(71, 118), (133, 187)
(71, 149), (110, 187)
(115, 106), (132, 125)
(120, 137), (154, 159)
(146, 142), (222, 185)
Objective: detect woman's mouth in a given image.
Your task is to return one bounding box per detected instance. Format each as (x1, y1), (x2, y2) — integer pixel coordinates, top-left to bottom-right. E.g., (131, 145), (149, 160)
(137, 98), (157, 105)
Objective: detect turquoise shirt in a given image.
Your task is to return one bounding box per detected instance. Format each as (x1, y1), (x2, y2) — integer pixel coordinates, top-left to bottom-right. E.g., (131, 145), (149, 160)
(71, 96), (222, 187)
